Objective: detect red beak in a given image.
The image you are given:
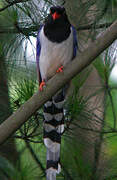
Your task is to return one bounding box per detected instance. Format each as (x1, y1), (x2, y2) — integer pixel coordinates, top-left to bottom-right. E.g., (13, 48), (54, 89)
(52, 12), (61, 20)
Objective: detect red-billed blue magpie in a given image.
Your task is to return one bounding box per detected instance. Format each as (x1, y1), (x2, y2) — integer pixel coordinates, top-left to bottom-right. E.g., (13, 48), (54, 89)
(36, 6), (78, 180)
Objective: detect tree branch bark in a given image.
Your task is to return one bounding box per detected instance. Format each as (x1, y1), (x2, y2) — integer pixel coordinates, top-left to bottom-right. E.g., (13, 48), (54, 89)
(77, 22), (113, 30)
(0, 0), (29, 12)
(0, 20), (117, 145)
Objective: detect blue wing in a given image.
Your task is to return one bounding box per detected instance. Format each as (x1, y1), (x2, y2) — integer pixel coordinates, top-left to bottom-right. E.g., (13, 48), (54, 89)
(36, 25), (43, 84)
(72, 25), (78, 59)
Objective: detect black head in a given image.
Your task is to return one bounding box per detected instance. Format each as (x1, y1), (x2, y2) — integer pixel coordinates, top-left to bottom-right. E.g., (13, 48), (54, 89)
(44, 6), (71, 43)
(50, 6), (66, 20)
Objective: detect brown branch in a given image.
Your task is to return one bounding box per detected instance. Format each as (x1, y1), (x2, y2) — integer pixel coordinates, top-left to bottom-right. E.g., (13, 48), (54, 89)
(0, 20), (117, 145)
(0, 0), (29, 12)
(77, 22), (113, 30)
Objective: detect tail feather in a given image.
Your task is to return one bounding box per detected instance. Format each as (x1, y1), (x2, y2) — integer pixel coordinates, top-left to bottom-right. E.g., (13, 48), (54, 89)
(43, 90), (65, 179)
(46, 148), (61, 173)
(47, 148), (60, 163)
(46, 168), (57, 180)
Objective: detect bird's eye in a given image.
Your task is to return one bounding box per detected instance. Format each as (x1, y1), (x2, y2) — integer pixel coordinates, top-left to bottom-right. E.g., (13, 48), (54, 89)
(50, 8), (55, 14)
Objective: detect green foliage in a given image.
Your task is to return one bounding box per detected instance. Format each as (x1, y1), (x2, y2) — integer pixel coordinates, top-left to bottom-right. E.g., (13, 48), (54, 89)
(61, 137), (92, 180)
(0, 0), (117, 179)
(65, 68), (92, 120)
(10, 78), (43, 142)
(9, 78), (45, 179)
(93, 50), (115, 84)
(67, 88), (86, 121)
(10, 78), (38, 105)
(11, 162), (41, 180)
(93, 49), (117, 179)
(0, 156), (15, 179)
(0, 153), (42, 180)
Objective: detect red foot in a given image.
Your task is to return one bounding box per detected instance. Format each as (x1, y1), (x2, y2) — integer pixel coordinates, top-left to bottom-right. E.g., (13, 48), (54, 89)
(56, 66), (63, 73)
(39, 81), (45, 91)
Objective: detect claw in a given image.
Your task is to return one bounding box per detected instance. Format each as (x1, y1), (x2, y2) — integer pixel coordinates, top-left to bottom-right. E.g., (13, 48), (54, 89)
(39, 80), (46, 91)
(56, 65), (63, 73)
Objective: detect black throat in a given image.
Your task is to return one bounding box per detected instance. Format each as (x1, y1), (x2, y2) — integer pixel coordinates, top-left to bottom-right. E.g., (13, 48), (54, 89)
(44, 14), (71, 43)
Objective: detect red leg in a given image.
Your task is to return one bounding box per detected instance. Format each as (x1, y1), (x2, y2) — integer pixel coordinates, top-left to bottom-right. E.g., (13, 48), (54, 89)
(56, 65), (63, 73)
(39, 80), (46, 91)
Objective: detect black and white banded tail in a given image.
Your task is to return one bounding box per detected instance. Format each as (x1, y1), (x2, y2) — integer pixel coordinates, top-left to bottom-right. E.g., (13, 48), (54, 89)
(43, 90), (65, 180)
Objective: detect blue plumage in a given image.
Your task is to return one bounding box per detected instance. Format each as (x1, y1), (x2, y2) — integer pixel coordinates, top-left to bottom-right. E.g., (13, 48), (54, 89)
(72, 25), (78, 59)
(36, 25), (43, 84)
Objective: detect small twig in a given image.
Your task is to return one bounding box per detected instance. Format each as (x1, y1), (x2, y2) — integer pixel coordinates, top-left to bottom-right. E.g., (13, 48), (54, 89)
(14, 135), (42, 143)
(77, 22), (113, 30)
(0, 0), (29, 12)
(25, 140), (46, 176)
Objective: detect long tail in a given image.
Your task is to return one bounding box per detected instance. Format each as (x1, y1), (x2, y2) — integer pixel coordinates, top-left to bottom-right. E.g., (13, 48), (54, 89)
(43, 90), (65, 180)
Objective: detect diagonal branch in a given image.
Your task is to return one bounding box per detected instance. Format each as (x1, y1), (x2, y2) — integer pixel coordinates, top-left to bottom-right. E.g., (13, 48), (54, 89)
(0, 20), (117, 145)
(0, 0), (29, 12)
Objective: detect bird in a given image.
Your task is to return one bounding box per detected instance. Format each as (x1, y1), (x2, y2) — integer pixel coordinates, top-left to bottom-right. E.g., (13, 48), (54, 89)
(36, 6), (78, 180)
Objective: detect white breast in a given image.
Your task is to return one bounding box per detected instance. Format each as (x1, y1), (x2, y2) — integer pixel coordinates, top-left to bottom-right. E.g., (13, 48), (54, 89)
(39, 27), (73, 81)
